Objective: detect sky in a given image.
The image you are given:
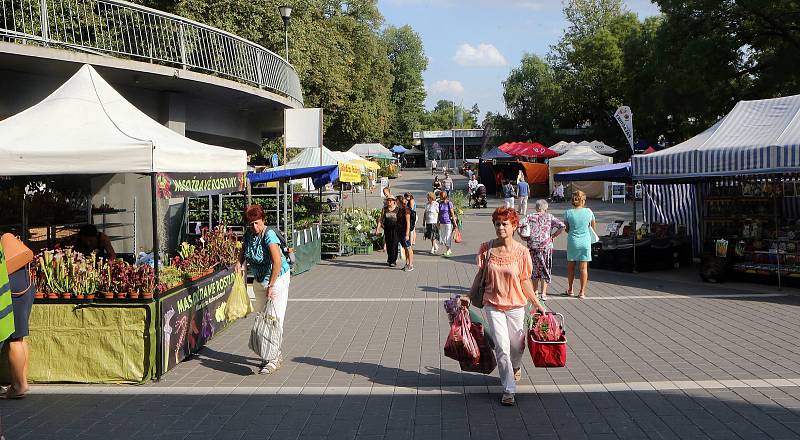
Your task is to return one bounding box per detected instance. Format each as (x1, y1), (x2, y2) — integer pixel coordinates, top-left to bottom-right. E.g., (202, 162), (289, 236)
(377, 0), (661, 120)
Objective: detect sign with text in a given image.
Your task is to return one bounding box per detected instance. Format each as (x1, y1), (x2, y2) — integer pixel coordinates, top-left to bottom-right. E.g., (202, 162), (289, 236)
(160, 267), (237, 372)
(156, 172), (245, 198)
(614, 106), (634, 153)
(338, 162), (362, 183)
(285, 108), (323, 149)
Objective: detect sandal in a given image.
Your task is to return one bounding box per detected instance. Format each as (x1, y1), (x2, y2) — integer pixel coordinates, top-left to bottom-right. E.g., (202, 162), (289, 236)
(501, 393), (516, 406)
(563, 291), (574, 297)
(578, 293), (586, 299)
(259, 359), (281, 375)
(1, 386), (26, 399)
(513, 368), (521, 382)
(540, 293), (548, 301)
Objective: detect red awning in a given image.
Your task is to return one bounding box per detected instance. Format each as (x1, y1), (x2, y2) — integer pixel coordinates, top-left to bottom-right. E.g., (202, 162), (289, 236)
(643, 146), (657, 154)
(498, 142), (559, 158)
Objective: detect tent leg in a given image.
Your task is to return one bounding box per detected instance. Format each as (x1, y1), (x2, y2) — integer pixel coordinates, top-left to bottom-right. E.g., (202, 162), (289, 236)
(632, 184), (637, 274)
(151, 174), (163, 381)
(775, 176), (781, 291)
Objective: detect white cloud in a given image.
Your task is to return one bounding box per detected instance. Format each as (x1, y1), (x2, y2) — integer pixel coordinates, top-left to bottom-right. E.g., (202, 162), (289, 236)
(508, 0), (546, 10)
(453, 43), (508, 67)
(428, 80), (465, 96)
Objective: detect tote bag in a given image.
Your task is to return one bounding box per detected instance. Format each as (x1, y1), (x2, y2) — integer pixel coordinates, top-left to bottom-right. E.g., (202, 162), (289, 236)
(249, 301), (282, 361)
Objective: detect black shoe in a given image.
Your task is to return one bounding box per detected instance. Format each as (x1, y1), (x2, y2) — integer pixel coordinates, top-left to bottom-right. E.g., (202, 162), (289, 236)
(389, 262), (397, 267)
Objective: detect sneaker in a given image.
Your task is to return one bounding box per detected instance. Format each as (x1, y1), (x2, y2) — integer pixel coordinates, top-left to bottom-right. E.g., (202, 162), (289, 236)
(406, 265), (414, 272)
(443, 250), (453, 257)
(389, 263), (397, 267)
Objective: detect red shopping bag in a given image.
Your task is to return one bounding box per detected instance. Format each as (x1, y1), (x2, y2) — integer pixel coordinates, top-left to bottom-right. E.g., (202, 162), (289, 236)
(444, 308), (480, 365)
(453, 228), (462, 243)
(459, 322), (497, 374)
(527, 312), (567, 368)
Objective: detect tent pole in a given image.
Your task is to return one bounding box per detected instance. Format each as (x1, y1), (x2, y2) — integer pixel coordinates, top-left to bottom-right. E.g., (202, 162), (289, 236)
(775, 176), (781, 291)
(632, 181), (637, 274)
(283, 180), (289, 236)
(151, 173), (163, 381)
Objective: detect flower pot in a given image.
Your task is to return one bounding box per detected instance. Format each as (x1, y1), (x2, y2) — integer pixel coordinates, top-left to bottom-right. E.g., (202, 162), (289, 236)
(142, 292), (153, 300)
(115, 292), (127, 299)
(86, 293), (96, 300)
(75, 294), (85, 299)
(47, 292), (58, 299)
(102, 291), (114, 299)
(34, 292), (45, 300)
(60, 292), (72, 299)
(129, 291), (140, 300)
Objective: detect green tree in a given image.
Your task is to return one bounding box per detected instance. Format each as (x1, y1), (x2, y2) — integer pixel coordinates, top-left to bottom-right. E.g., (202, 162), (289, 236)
(382, 25), (428, 148)
(502, 53), (561, 144)
(421, 100), (478, 130)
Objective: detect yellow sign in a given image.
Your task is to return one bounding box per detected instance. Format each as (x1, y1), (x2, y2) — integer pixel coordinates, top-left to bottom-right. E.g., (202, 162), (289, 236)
(338, 162), (362, 183)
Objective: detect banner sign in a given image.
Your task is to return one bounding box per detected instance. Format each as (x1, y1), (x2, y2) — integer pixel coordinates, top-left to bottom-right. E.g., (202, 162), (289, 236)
(614, 106), (635, 153)
(338, 162), (362, 183)
(156, 172), (246, 198)
(160, 267), (237, 372)
(285, 108), (323, 149)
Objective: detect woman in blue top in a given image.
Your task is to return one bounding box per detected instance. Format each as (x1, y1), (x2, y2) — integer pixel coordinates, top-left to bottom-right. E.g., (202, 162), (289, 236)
(237, 204), (291, 374)
(563, 190), (596, 299)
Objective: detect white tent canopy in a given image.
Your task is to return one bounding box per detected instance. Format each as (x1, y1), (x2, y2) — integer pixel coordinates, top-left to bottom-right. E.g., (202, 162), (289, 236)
(551, 140), (617, 156)
(548, 146), (613, 198)
(0, 65), (246, 176)
(286, 146), (341, 169)
(632, 94), (800, 180)
(349, 143), (392, 157)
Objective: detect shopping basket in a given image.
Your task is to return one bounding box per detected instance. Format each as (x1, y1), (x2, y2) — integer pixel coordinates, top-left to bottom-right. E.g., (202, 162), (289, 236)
(527, 312), (567, 368)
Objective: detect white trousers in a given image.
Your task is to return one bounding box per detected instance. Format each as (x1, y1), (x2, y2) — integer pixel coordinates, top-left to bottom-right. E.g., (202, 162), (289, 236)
(518, 197), (528, 215)
(439, 223), (454, 249)
(504, 197), (515, 209)
(252, 272), (291, 358)
(483, 305), (526, 394)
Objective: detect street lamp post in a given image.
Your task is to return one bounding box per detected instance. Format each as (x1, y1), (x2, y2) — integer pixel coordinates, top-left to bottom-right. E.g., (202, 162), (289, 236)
(278, 5), (292, 63)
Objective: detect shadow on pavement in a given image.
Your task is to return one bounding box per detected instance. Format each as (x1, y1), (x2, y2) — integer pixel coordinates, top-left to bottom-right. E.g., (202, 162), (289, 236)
(418, 285), (469, 296)
(5, 388), (800, 439)
(195, 347), (262, 376)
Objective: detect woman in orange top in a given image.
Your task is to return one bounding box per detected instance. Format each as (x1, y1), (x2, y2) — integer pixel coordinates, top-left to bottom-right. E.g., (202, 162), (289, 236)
(461, 207), (545, 406)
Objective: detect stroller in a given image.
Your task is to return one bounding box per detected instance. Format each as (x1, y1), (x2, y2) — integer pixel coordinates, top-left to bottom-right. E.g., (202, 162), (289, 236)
(470, 184), (487, 208)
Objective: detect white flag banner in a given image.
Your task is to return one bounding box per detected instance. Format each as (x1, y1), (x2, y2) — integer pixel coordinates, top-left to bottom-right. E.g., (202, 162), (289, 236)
(614, 106), (634, 153)
(285, 108), (323, 149)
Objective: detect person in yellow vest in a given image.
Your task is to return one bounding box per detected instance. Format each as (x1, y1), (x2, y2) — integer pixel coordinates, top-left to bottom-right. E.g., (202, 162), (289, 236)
(1, 240), (34, 399)
(0, 243), (15, 351)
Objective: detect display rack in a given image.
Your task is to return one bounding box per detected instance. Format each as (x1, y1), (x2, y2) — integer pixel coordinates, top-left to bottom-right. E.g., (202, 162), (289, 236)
(93, 197), (137, 250)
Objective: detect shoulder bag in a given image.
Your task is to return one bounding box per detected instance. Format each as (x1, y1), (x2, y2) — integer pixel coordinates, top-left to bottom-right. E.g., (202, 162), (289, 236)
(1, 233), (33, 274)
(470, 240), (493, 309)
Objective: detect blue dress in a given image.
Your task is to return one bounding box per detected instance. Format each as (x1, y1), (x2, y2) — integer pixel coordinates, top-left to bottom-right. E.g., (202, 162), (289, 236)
(564, 208), (595, 262)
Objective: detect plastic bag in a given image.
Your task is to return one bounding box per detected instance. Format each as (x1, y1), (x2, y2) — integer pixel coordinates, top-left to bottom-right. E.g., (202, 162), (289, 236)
(459, 321), (496, 374)
(444, 308), (480, 365)
(225, 271), (253, 321)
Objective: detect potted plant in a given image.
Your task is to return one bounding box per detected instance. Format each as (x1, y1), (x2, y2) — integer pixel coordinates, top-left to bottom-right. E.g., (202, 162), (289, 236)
(139, 265), (155, 299)
(111, 260), (130, 299)
(98, 258), (113, 299)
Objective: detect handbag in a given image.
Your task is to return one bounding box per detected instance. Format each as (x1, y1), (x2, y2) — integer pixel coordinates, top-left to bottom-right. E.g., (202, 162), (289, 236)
(248, 301), (282, 361)
(459, 321), (497, 374)
(1, 233), (33, 274)
(589, 227), (599, 244)
(469, 241), (492, 309)
(453, 228), (462, 243)
(444, 308), (480, 365)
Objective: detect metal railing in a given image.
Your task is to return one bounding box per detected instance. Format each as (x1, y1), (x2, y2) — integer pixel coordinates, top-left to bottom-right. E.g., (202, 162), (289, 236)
(0, 0), (303, 106)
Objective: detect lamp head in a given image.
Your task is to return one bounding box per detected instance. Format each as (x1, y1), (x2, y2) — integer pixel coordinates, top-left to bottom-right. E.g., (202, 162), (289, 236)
(278, 5), (292, 22)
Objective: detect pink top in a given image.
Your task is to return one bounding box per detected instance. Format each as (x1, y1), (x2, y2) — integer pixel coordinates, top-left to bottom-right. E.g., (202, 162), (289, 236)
(477, 240), (532, 311)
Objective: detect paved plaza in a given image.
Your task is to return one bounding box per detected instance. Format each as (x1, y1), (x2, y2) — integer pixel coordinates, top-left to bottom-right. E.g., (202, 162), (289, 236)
(3, 170), (800, 440)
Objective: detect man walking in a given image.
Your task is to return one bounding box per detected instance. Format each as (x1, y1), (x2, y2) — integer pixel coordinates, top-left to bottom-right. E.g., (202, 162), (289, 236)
(517, 178), (530, 215)
(431, 158), (437, 175)
(443, 172), (454, 192)
(502, 180), (516, 209)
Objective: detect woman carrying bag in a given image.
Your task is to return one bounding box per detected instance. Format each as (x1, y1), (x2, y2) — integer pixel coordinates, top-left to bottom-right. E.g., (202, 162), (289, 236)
(460, 207), (545, 406)
(237, 205), (291, 375)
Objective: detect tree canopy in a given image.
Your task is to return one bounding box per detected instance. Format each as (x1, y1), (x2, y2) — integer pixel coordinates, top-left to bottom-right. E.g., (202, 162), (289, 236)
(495, 0), (800, 155)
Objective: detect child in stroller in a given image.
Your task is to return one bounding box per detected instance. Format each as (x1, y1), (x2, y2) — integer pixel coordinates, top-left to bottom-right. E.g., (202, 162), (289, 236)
(470, 183), (487, 208)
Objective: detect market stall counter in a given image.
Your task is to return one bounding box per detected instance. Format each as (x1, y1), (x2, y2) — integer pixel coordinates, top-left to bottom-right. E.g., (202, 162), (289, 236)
(590, 224), (692, 272)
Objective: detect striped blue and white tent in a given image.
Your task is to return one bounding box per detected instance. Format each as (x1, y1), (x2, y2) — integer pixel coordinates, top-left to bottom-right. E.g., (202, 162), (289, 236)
(632, 94), (800, 180)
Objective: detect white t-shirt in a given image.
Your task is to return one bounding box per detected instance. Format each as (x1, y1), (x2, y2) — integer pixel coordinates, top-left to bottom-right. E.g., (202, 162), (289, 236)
(468, 179), (478, 192)
(424, 201), (440, 224)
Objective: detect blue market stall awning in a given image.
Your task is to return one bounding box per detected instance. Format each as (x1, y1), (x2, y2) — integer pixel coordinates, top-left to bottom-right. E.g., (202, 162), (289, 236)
(248, 164), (339, 188)
(554, 162), (631, 183)
(480, 146), (513, 160)
(390, 145), (408, 154)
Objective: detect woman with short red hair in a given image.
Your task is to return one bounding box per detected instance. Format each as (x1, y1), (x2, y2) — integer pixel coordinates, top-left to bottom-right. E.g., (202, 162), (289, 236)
(461, 207), (545, 406)
(237, 204), (291, 374)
